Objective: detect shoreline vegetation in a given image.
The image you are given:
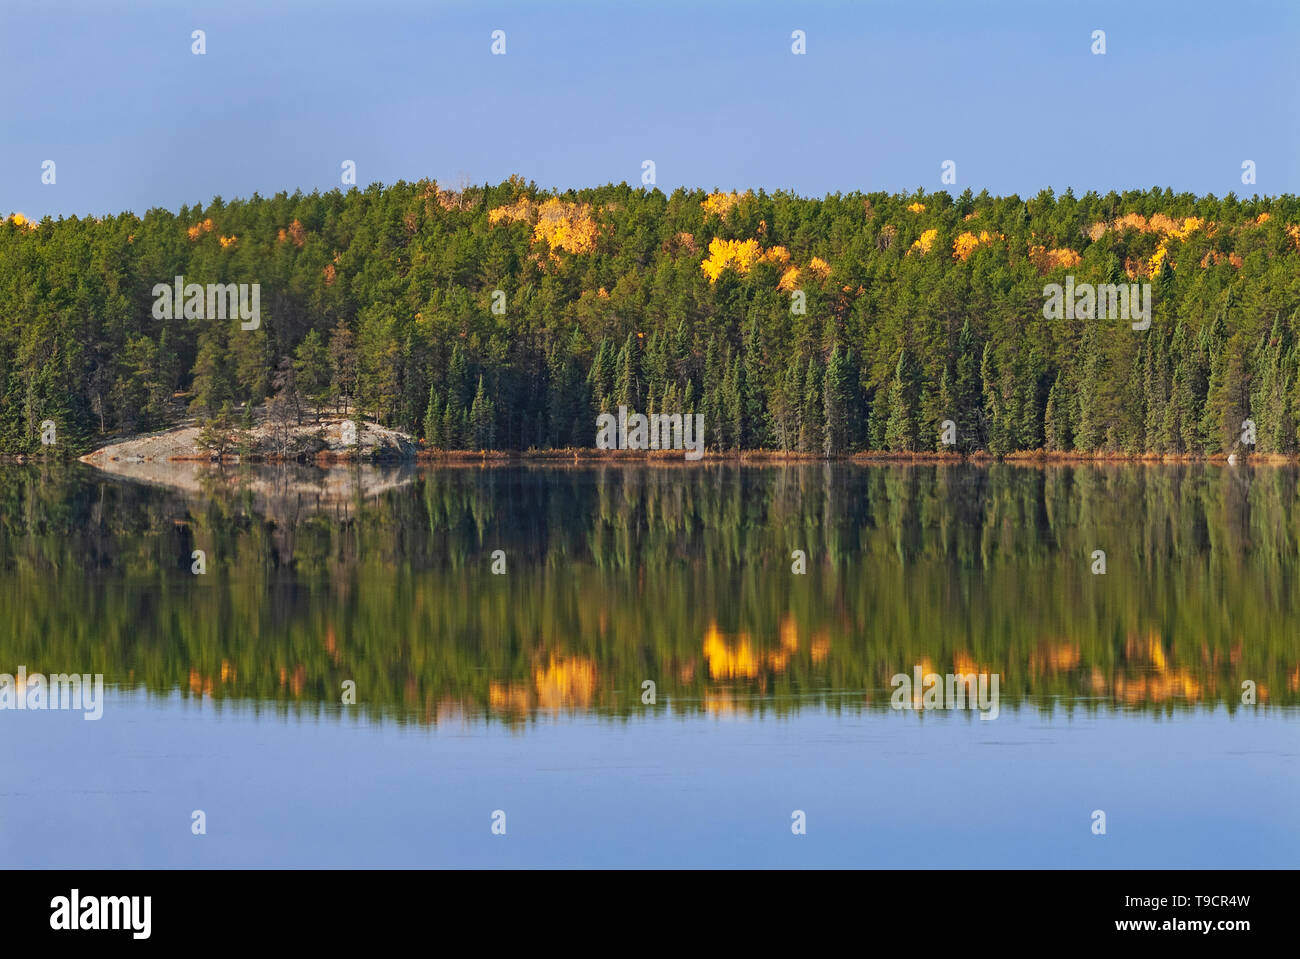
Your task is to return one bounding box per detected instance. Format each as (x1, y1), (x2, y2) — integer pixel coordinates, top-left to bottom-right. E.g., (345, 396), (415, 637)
(41, 431), (1300, 468)
(4, 414), (1292, 469)
(2, 180), (1299, 464)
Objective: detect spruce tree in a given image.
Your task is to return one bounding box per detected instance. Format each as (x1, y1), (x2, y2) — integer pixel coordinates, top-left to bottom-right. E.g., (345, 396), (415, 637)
(981, 342), (1012, 455)
(424, 386), (441, 446)
(883, 348), (919, 452)
(935, 367), (955, 451)
(469, 375), (496, 449)
(824, 345), (858, 455)
(800, 356), (824, 454)
(955, 319), (983, 449)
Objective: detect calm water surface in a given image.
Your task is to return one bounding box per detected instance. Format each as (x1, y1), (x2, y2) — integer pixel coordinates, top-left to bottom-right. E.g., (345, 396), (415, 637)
(1, 462), (1297, 867)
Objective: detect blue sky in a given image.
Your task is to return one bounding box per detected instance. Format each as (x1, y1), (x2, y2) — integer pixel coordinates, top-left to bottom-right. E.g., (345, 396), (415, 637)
(3, 0), (1297, 218)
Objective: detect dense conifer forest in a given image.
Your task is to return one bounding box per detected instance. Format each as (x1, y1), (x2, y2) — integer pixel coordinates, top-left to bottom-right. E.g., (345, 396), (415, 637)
(2, 178), (1298, 455)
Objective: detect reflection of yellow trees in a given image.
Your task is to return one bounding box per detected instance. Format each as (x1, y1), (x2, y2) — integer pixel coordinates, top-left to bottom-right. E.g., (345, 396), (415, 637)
(1028, 642), (1079, 674)
(489, 655), (597, 714)
(188, 660), (238, 698)
(1108, 632), (1204, 705)
(489, 681), (531, 715)
(704, 623), (760, 678)
(704, 691), (739, 715)
(276, 664), (306, 697)
(188, 670), (211, 697)
(703, 616), (811, 679)
(535, 655), (596, 710)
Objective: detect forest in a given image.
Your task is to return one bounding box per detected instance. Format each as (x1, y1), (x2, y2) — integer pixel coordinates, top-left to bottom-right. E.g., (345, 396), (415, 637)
(1, 178), (1298, 455)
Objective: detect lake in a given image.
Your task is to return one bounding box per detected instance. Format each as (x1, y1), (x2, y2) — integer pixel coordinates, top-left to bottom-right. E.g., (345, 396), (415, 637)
(1, 462), (1296, 867)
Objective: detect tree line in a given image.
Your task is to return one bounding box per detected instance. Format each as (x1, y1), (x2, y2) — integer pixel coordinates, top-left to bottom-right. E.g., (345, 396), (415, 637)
(1, 179), (1298, 455)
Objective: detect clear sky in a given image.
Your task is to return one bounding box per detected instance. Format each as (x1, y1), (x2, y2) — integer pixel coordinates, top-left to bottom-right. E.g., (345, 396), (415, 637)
(3, 0), (1297, 218)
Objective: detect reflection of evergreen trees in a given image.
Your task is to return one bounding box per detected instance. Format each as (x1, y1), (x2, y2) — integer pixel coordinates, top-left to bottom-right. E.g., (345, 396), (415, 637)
(1, 462), (1298, 722)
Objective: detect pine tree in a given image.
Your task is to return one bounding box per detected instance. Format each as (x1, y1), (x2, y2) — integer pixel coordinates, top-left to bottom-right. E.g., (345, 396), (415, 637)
(955, 319), (983, 449)
(1254, 312), (1293, 453)
(586, 339), (615, 410)
(935, 366), (955, 452)
(1143, 327), (1172, 453)
(722, 354), (743, 450)
(190, 326), (236, 417)
(1044, 371), (1072, 451)
(328, 320), (358, 415)
(824, 345), (858, 455)
(883, 348), (919, 452)
(799, 356), (824, 454)
(294, 329), (332, 420)
(614, 333), (640, 412)
(742, 317), (766, 449)
(423, 386), (442, 446)
(447, 342), (471, 410)
(469, 375), (496, 449)
(981, 342), (1012, 455)
(442, 400), (461, 449)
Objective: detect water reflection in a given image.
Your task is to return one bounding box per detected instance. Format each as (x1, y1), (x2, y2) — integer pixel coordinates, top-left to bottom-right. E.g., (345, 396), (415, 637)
(2, 461), (1298, 725)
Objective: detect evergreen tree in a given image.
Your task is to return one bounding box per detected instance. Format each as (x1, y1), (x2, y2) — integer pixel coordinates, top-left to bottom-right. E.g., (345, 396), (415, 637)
(955, 319), (983, 450)
(424, 386), (442, 446)
(824, 345), (858, 455)
(442, 400), (462, 449)
(981, 343), (1012, 455)
(468, 376), (496, 449)
(883, 348), (920, 452)
(935, 366), (955, 451)
(294, 329), (331, 419)
(190, 326), (236, 417)
(614, 333), (640, 412)
(799, 356), (824, 454)
(1044, 371), (1073, 451)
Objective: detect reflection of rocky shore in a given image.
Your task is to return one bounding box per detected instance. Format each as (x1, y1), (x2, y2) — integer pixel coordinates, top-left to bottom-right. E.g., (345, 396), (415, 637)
(83, 458), (417, 523)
